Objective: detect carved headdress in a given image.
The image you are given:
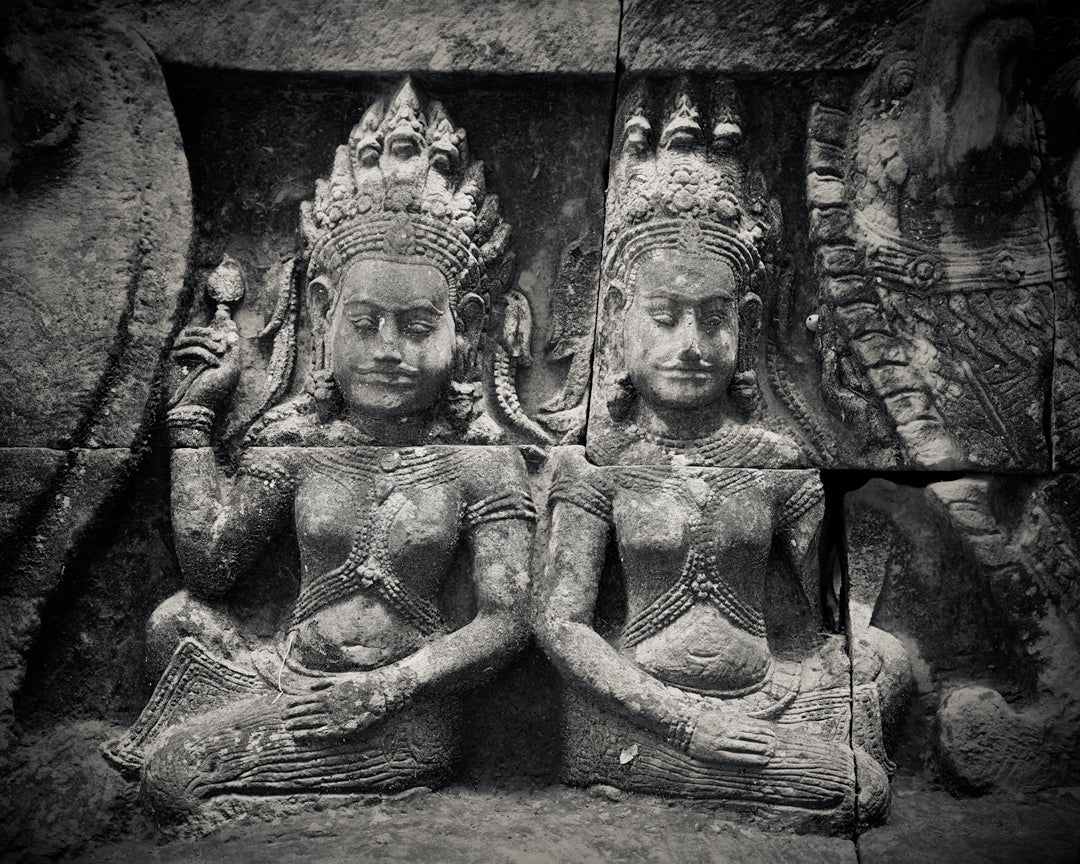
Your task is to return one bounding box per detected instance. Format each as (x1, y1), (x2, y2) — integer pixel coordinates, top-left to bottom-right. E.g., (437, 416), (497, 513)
(604, 77), (779, 297)
(602, 77), (781, 421)
(260, 77), (520, 440)
(300, 77), (510, 308)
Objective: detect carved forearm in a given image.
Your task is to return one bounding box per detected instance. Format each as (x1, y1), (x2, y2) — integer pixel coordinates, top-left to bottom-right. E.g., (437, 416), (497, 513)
(538, 503), (700, 748)
(170, 448), (289, 599)
(538, 613), (699, 747)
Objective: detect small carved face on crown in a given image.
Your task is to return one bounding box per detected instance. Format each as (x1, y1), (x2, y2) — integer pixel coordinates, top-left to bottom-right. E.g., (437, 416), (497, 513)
(321, 258), (482, 421)
(620, 248), (740, 413)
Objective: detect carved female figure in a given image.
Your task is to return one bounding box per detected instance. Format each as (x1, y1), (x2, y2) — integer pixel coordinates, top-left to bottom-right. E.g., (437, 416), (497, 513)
(538, 79), (909, 832)
(104, 79), (535, 829)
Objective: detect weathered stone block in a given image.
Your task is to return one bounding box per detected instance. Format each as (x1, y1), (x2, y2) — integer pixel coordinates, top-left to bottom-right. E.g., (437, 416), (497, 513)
(620, 0), (924, 72)
(0, 447), (139, 748)
(0, 22), (192, 449)
(104, 0), (620, 74)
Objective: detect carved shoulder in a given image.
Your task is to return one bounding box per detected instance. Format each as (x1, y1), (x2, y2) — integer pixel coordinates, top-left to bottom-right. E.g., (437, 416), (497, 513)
(775, 471), (824, 530)
(459, 447), (537, 529)
(548, 447), (614, 524)
(236, 447), (306, 494)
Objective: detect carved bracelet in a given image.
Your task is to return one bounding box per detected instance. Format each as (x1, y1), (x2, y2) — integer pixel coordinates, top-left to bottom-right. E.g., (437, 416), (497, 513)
(166, 404), (215, 448)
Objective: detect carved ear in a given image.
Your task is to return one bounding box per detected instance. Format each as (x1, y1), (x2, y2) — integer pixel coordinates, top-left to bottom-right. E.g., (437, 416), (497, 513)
(307, 275), (335, 368)
(455, 292), (487, 381)
(603, 282), (626, 318)
(738, 291), (762, 330)
(737, 291), (762, 371)
(457, 292), (487, 342)
(308, 275), (335, 322)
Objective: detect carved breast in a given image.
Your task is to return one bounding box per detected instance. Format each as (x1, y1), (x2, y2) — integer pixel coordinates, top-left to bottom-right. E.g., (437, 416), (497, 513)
(611, 476), (775, 692)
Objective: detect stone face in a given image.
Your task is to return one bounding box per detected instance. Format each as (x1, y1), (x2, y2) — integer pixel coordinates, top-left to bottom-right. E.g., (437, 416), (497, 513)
(620, 0), (926, 73)
(0, 21), (192, 449)
(535, 448), (909, 834)
(587, 76), (814, 468)
(846, 475), (1080, 794)
(103, 0), (620, 74)
(164, 74), (608, 449)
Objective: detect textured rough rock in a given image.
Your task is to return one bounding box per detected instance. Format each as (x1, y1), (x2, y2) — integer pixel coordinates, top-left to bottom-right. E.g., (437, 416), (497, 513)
(0, 721), (147, 863)
(0, 19), (193, 449)
(72, 786), (860, 864)
(857, 777), (1080, 864)
(103, 0), (620, 74)
(0, 448), (139, 750)
(620, 0), (924, 72)
(846, 476), (1080, 792)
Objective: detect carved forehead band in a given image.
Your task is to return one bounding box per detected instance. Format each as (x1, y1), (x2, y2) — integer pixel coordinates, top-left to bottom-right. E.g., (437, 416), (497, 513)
(607, 219), (761, 297)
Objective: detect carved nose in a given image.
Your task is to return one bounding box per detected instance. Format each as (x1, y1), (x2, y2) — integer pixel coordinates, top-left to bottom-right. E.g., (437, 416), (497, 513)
(678, 315), (702, 360)
(372, 321), (402, 362)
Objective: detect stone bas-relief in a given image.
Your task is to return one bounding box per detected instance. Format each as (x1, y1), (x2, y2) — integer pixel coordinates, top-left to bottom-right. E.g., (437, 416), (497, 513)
(101, 80), (537, 830)
(6, 1), (1080, 859)
(806, 0), (1069, 471)
(537, 450), (910, 832)
(587, 76), (810, 468)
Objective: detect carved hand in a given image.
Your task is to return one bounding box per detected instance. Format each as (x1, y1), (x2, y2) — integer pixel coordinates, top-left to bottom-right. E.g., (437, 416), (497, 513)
(280, 675), (392, 741)
(168, 307), (242, 411)
(687, 710), (777, 766)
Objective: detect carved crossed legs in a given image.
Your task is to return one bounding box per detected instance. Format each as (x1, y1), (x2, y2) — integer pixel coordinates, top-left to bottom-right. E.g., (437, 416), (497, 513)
(106, 591), (460, 830)
(560, 632), (909, 832)
(141, 692), (460, 831)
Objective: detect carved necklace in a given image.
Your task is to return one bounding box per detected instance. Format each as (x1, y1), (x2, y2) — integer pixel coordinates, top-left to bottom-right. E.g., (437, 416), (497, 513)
(620, 470), (767, 648)
(621, 421), (787, 467)
(290, 448), (459, 634)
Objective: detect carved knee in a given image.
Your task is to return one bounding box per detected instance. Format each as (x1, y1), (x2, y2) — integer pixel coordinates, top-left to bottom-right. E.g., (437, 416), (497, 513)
(853, 625), (913, 746)
(854, 746), (891, 829)
(145, 590), (242, 682)
(139, 727), (207, 830)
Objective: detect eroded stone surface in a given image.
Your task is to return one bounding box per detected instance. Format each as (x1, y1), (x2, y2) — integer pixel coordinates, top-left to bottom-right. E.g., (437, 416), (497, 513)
(846, 476), (1080, 793)
(102, 0), (619, 74)
(621, 0), (925, 73)
(804, 0), (1064, 471)
(0, 18), (192, 449)
(0, 448), (139, 750)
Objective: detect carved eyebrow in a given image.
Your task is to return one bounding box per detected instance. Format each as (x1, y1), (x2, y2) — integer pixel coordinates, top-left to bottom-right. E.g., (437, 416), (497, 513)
(641, 290), (736, 303)
(342, 299), (444, 316)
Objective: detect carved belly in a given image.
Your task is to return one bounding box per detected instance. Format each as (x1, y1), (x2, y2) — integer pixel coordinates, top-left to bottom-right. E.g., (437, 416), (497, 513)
(629, 603), (771, 693)
(292, 593), (426, 671)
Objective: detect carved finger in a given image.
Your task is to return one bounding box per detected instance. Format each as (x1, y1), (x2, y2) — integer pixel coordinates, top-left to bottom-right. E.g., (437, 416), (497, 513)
(172, 346), (221, 367)
(173, 334), (226, 354)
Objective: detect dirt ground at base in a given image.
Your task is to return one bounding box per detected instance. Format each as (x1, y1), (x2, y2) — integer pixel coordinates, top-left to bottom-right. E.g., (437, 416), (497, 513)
(43, 775), (1078, 864)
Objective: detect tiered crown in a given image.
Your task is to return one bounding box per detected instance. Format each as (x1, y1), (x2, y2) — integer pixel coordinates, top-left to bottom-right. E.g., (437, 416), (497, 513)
(300, 77), (510, 308)
(604, 77), (779, 295)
